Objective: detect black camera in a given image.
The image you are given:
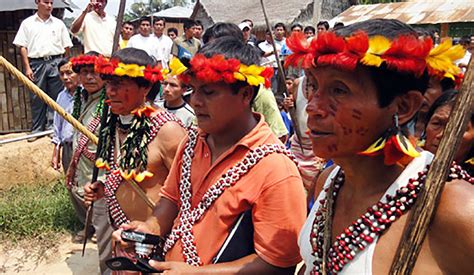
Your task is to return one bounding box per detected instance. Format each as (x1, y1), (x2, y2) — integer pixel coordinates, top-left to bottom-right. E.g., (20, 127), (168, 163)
(106, 230), (164, 273)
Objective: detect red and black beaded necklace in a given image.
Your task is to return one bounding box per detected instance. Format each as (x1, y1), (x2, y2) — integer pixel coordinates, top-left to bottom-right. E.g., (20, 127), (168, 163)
(309, 163), (471, 274)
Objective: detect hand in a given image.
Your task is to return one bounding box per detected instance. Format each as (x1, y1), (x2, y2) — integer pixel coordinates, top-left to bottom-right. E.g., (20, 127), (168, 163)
(148, 261), (201, 275)
(25, 67), (34, 81)
(51, 155), (61, 170)
(84, 2), (94, 13)
(283, 95), (294, 109)
(83, 181), (104, 206)
(112, 221), (155, 251)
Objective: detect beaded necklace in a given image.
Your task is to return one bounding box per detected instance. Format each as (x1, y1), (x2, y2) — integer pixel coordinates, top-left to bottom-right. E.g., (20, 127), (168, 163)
(310, 163), (472, 274)
(162, 128), (297, 266)
(101, 111), (182, 228)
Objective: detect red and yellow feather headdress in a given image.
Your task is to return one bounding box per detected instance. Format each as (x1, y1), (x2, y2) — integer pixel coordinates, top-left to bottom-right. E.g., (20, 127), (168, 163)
(94, 56), (164, 83)
(169, 55), (273, 88)
(285, 31), (465, 80)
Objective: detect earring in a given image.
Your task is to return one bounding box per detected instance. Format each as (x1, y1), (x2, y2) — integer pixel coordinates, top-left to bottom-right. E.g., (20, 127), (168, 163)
(359, 113), (420, 165)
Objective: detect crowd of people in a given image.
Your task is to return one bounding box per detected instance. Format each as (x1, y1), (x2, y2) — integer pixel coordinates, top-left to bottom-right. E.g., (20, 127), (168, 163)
(11, 0), (474, 274)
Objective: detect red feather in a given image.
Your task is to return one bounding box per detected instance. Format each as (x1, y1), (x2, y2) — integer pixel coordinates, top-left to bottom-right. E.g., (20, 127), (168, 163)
(382, 35), (432, 76)
(285, 32), (315, 68)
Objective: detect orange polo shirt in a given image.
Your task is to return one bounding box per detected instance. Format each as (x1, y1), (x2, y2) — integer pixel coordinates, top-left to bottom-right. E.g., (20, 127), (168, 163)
(160, 113), (306, 268)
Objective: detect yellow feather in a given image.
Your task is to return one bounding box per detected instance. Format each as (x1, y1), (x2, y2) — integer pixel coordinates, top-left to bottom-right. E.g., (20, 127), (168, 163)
(359, 136), (386, 155)
(395, 134), (420, 158)
(427, 39), (465, 77)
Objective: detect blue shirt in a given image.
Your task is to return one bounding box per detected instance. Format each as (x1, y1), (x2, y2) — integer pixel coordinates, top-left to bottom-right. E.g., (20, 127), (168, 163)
(52, 88), (75, 145)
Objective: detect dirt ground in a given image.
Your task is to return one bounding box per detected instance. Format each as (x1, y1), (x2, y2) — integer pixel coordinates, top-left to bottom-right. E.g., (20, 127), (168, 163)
(0, 133), (62, 188)
(0, 133), (100, 274)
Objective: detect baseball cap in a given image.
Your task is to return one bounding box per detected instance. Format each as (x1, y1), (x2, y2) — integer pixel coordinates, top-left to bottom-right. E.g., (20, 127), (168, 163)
(238, 22), (251, 31)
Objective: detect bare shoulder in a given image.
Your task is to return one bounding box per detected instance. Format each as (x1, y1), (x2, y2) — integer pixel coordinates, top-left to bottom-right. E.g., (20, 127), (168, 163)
(429, 178), (474, 273)
(314, 165), (336, 198)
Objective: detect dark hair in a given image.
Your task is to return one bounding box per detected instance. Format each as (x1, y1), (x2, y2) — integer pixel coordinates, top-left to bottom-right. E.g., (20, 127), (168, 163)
(202, 22), (243, 44)
(195, 20), (203, 28)
(304, 26), (315, 34)
(425, 89), (474, 172)
(440, 77), (455, 91)
(317, 21), (329, 30)
(183, 19), (197, 31)
(335, 19), (430, 107)
(57, 57), (70, 71)
(241, 19), (253, 27)
(123, 21), (133, 27)
(153, 17), (166, 26)
(167, 27), (178, 36)
(106, 48), (156, 88)
(138, 16), (151, 25)
(72, 51), (100, 73)
(274, 22), (286, 31)
(291, 23), (303, 31)
(333, 22), (344, 30)
(459, 35), (471, 46)
(196, 36), (261, 99)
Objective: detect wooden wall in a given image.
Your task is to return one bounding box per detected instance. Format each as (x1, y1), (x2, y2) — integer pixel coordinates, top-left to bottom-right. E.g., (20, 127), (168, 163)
(0, 10), (33, 133)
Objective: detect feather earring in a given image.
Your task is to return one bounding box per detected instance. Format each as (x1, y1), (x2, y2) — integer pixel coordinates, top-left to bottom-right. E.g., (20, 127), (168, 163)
(359, 113), (420, 165)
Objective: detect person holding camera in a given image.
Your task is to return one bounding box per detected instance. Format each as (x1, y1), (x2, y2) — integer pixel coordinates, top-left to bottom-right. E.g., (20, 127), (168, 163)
(71, 0), (116, 57)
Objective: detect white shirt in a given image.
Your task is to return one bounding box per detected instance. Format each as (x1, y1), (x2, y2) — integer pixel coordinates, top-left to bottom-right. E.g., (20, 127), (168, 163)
(455, 50), (472, 73)
(13, 13), (73, 58)
(151, 33), (173, 68)
(258, 38), (286, 67)
(155, 100), (195, 128)
(299, 151), (433, 274)
(126, 34), (160, 57)
(76, 12), (116, 56)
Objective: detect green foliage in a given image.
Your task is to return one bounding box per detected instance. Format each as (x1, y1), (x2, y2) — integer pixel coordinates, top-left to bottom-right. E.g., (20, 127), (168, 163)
(0, 181), (81, 242)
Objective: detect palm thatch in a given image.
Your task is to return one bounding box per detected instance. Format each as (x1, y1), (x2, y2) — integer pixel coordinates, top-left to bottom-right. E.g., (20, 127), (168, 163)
(191, 0), (315, 30)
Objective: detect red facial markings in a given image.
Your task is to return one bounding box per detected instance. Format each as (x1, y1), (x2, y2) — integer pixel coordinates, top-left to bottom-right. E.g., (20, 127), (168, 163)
(352, 109), (362, 120)
(342, 126), (353, 136)
(355, 127), (369, 136)
(328, 103), (338, 117)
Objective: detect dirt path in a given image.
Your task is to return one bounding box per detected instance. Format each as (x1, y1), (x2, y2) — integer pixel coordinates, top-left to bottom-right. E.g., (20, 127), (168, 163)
(0, 235), (99, 275)
(0, 134), (99, 274)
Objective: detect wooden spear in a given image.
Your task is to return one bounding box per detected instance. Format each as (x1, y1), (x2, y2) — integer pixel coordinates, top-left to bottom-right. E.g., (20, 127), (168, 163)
(0, 55), (98, 144)
(389, 55), (473, 273)
(81, 0), (128, 256)
(259, 0), (305, 154)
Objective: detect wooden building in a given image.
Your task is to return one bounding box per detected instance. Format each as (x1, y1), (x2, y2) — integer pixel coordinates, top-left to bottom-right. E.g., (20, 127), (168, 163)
(329, 1), (474, 38)
(190, 0), (354, 39)
(0, 0), (75, 133)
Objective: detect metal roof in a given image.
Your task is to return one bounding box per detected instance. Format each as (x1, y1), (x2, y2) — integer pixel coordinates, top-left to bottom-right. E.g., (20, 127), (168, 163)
(329, 1), (474, 26)
(0, 0), (78, 12)
(152, 6), (193, 19)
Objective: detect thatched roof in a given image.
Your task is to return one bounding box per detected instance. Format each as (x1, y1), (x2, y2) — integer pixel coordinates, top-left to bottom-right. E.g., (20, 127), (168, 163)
(191, 0), (314, 29)
(0, 0), (78, 12)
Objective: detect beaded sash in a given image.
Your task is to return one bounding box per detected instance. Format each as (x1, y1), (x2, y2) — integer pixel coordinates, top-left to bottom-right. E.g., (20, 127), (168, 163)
(103, 111), (182, 229)
(162, 128), (296, 266)
(66, 116), (101, 188)
(309, 163), (472, 274)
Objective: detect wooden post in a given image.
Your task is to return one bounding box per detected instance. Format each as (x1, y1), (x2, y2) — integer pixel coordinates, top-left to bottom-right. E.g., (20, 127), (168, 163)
(389, 55), (473, 274)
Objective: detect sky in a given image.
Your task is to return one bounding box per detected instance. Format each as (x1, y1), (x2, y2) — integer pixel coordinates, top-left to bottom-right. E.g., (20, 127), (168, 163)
(66, 0), (142, 17)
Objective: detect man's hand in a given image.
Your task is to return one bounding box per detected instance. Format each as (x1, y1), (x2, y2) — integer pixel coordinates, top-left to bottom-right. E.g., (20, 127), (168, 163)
(84, 181), (104, 206)
(51, 154), (61, 170)
(112, 221), (156, 251)
(25, 67), (34, 81)
(84, 2), (94, 13)
(148, 261), (200, 275)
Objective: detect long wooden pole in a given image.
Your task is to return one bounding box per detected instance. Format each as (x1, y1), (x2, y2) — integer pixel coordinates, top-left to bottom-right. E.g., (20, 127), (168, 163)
(389, 55), (474, 273)
(0, 55), (98, 144)
(259, 0), (305, 153)
(82, 0), (128, 256)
